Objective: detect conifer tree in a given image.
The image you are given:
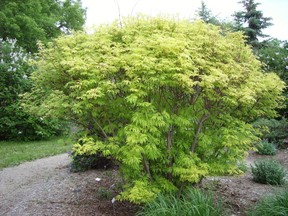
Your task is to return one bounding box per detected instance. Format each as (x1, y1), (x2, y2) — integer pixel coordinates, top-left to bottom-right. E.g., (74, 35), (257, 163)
(233, 0), (272, 48)
(196, 1), (220, 25)
(196, 1), (234, 31)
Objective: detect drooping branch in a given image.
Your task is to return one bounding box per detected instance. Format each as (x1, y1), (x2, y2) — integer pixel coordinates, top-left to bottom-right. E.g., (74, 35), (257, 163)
(130, 0), (141, 16)
(103, 108), (116, 136)
(166, 104), (179, 152)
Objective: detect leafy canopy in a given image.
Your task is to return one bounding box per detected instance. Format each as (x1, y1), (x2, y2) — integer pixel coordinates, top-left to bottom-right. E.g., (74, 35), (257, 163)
(23, 16), (285, 203)
(0, 0), (86, 53)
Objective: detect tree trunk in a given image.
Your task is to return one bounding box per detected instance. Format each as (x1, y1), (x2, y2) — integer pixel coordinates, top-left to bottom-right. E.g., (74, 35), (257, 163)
(190, 114), (209, 153)
(142, 154), (152, 180)
(166, 125), (174, 180)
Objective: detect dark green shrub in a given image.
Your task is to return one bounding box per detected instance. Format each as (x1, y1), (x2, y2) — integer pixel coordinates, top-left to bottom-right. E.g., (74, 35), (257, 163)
(251, 159), (286, 185)
(0, 38), (66, 141)
(95, 187), (114, 200)
(247, 189), (288, 216)
(257, 39), (288, 118)
(253, 118), (288, 147)
(136, 188), (223, 216)
(256, 141), (277, 155)
(70, 152), (114, 172)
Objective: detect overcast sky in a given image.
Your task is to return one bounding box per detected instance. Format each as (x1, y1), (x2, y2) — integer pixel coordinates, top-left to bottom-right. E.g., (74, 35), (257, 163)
(82, 0), (288, 41)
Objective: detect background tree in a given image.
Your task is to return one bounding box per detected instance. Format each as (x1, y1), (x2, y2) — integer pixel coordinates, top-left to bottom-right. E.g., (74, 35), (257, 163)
(195, 1), (235, 32)
(233, 0), (272, 48)
(233, 1), (287, 121)
(0, 0), (85, 140)
(196, 1), (220, 25)
(0, 0), (86, 53)
(258, 39), (288, 82)
(0, 39), (65, 140)
(257, 39), (288, 117)
(23, 17), (284, 203)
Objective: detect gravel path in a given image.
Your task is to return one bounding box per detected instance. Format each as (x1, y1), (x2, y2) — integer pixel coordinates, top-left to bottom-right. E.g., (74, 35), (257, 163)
(0, 150), (287, 216)
(0, 154), (72, 215)
(0, 154), (135, 216)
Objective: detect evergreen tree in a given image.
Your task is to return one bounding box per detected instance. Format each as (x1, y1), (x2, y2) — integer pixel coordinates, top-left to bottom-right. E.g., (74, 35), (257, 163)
(233, 0), (272, 48)
(196, 1), (220, 25)
(195, 1), (235, 31)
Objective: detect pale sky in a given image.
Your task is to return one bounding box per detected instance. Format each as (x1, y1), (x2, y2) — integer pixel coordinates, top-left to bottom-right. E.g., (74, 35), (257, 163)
(82, 0), (288, 41)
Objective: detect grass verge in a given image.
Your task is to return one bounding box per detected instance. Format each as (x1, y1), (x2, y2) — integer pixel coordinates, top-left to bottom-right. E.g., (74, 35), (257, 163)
(0, 136), (72, 169)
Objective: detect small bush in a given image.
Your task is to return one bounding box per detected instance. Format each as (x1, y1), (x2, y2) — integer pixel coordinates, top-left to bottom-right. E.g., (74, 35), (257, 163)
(70, 152), (113, 172)
(136, 188), (223, 216)
(95, 187), (114, 200)
(247, 189), (288, 216)
(251, 159), (286, 185)
(256, 141), (277, 155)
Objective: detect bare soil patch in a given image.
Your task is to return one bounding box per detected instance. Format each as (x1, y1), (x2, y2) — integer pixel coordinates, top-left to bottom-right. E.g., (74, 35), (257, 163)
(201, 149), (288, 215)
(0, 149), (287, 216)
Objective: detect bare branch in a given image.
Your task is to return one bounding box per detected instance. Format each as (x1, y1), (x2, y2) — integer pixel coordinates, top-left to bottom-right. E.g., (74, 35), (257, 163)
(130, 0), (141, 16)
(113, 0), (122, 27)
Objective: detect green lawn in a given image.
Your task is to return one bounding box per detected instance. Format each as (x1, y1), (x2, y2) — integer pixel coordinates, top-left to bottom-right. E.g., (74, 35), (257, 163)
(0, 136), (73, 169)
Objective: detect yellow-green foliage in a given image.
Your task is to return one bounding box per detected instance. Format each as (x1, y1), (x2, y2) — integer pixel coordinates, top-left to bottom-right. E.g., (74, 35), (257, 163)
(23, 16), (285, 203)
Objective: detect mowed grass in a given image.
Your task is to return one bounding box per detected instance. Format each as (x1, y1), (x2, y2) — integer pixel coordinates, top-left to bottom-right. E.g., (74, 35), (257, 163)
(0, 136), (73, 169)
